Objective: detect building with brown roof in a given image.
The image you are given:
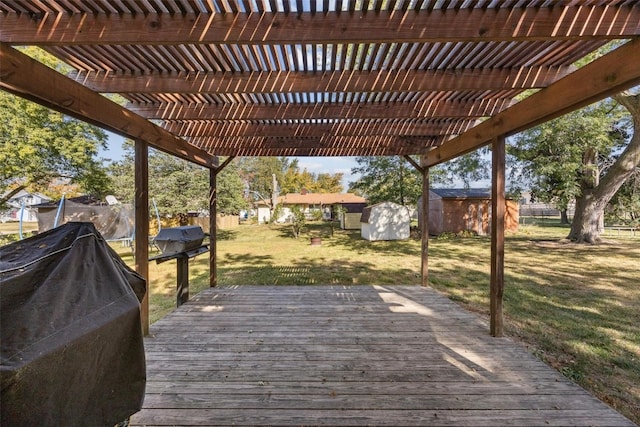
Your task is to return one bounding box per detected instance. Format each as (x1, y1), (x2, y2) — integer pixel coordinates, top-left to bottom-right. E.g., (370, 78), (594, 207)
(256, 191), (367, 223)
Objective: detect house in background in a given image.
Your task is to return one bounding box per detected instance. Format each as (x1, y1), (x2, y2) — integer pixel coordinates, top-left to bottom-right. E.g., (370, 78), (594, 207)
(360, 201), (411, 241)
(418, 189), (519, 236)
(256, 191), (367, 223)
(1, 190), (50, 222)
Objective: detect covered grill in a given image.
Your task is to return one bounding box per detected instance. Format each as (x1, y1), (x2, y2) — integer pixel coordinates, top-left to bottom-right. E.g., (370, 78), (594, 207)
(153, 226), (205, 257)
(150, 226), (208, 306)
(0, 222), (146, 426)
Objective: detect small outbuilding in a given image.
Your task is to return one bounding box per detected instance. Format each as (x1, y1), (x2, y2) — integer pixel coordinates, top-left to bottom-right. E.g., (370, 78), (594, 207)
(360, 201), (411, 241)
(419, 189), (519, 236)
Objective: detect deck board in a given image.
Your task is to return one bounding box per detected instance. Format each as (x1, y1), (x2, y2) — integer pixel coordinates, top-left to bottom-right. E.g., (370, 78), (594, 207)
(130, 285), (634, 426)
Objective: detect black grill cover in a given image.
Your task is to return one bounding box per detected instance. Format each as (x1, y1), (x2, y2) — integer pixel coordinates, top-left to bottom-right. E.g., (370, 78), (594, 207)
(0, 222), (146, 426)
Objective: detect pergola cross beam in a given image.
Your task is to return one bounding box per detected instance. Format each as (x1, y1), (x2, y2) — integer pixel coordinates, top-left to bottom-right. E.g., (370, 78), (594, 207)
(2, 6), (638, 45)
(70, 67), (571, 94)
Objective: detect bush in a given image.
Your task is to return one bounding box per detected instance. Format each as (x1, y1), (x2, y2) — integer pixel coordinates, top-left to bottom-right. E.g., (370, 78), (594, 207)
(311, 209), (323, 222)
(290, 206), (306, 238)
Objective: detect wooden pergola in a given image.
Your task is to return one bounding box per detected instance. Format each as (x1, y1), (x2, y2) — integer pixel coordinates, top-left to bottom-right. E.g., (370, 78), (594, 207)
(1, 0), (639, 336)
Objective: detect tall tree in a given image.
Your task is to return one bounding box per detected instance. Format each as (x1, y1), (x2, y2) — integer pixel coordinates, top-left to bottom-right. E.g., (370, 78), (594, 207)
(568, 92), (640, 243)
(236, 157), (345, 207)
(236, 157), (288, 204)
(109, 145), (246, 221)
(348, 155), (479, 205)
(0, 48), (110, 206)
(510, 93), (638, 243)
(349, 156), (424, 205)
(442, 150), (491, 189)
(314, 172), (344, 193)
(605, 163), (640, 226)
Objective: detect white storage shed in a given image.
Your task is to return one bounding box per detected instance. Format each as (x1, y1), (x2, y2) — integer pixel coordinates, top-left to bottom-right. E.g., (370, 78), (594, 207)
(360, 202), (411, 241)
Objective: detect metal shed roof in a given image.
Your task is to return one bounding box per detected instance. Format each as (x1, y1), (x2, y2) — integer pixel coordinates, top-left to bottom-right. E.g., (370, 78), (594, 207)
(430, 188), (492, 199)
(1, 1), (639, 168)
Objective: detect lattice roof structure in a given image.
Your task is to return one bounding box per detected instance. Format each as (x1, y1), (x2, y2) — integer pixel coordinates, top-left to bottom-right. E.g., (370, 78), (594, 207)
(1, 0), (640, 168)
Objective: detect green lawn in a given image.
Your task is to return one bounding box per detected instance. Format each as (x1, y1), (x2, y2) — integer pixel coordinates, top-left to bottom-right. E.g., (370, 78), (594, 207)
(3, 219), (637, 423)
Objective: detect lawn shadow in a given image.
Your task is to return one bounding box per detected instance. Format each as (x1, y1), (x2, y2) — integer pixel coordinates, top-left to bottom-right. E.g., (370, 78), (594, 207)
(202, 255), (420, 286)
(322, 228), (423, 257)
(215, 229), (239, 241)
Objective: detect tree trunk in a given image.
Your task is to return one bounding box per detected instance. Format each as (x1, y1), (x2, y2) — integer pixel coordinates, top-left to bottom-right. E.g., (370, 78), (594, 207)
(560, 209), (570, 225)
(0, 184), (26, 206)
(567, 190), (606, 243)
(568, 92), (640, 243)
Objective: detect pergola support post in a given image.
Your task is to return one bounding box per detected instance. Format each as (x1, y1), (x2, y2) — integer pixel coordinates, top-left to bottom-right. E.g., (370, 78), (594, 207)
(209, 167), (217, 288)
(420, 156), (430, 287)
(490, 135), (506, 337)
(134, 140), (150, 335)
(208, 156), (233, 288)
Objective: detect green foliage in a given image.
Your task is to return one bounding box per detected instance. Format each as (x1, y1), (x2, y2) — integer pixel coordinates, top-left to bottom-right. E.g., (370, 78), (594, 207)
(606, 166), (640, 226)
(0, 87), (110, 205)
(217, 162), (248, 215)
(435, 230), (478, 240)
(237, 157), (344, 204)
(349, 156), (423, 205)
(509, 100), (628, 211)
(310, 209), (323, 221)
(440, 150), (490, 189)
(272, 203), (284, 224)
(350, 156), (447, 204)
(236, 157), (287, 202)
(108, 146), (246, 219)
(348, 154), (487, 206)
(290, 205), (306, 238)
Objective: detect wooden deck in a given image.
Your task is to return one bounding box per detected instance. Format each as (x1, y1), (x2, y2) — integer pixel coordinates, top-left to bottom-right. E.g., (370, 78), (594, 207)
(130, 285), (634, 426)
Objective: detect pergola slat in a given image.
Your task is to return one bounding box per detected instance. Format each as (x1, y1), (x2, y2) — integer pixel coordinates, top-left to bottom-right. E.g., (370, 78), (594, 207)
(166, 120), (477, 138)
(192, 134), (441, 156)
(130, 98), (513, 121)
(69, 67), (572, 94)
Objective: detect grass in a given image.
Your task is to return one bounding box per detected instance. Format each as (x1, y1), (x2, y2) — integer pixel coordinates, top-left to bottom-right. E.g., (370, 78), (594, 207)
(0, 222), (38, 245)
(3, 219), (638, 423)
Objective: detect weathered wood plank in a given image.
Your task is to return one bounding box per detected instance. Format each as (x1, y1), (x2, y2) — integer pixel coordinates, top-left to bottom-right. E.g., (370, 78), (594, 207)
(131, 408), (632, 426)
(142, 380), (583, 395)
(140, 393), (602, 411)
(130, 286), (634, 426)
(72, 67), (569, 94)
(130, 98), (510, 121)
(490, 135), (506, 337)
(3, 7), (638, 45)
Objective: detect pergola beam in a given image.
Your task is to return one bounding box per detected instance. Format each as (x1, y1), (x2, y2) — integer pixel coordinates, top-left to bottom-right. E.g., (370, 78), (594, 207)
(71, 67), (570, 94)
(2, 6), (638, 45)
(131, 98), (512, 121)
(424, 38), (640, 167)
(172, 120), (476, 139)
(193, 134), (441, 156)
(0, 42), (216, 169)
